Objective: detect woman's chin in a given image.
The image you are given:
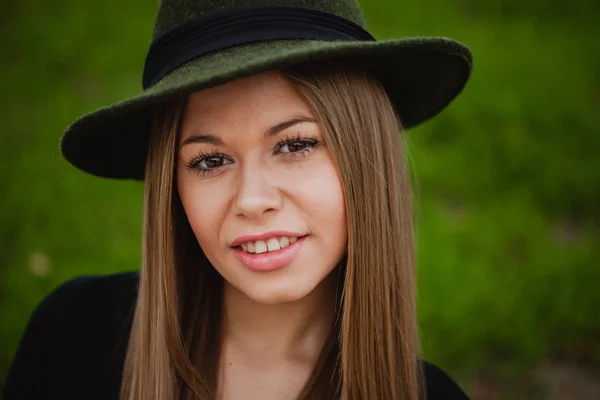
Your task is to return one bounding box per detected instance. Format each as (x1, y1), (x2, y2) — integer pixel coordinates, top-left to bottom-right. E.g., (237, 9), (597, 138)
(233, 279), (316, 305)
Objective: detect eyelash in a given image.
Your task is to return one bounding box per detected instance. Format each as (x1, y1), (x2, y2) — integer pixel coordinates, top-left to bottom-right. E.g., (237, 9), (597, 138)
(185, 133), (321, 177)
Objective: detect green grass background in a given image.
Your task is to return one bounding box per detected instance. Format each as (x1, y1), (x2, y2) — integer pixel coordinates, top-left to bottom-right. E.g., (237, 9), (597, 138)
(1, 0), (598, 397)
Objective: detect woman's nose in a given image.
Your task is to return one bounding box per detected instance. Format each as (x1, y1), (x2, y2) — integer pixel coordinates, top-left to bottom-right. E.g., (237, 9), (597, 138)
(233, 164), (282, 220)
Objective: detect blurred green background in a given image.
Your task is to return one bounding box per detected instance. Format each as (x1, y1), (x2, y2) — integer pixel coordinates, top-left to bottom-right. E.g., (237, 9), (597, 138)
(1, 0), (598, 398)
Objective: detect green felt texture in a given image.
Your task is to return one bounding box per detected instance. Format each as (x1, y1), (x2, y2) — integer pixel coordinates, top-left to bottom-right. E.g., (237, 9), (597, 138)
(62, 38), (471, 179)
(60, 1), (472, 180)
(153, 0), (366, 38)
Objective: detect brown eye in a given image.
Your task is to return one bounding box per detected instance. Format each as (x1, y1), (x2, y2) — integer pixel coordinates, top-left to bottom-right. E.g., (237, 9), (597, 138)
(200, 156), (226, 169)
(185, 151), (233, 177)
(280, 141), (308, 153)
(191, 154), (232, 172)
(273, 136), (320, 158)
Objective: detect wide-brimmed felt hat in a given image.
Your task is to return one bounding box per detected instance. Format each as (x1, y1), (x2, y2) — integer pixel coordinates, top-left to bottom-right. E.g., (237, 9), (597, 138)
(60, 0), (473, 180)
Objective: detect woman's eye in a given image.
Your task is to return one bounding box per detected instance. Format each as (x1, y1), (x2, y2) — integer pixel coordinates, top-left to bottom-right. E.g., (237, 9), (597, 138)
(276, 136), (320, 156)
(199, 155), (230, 170)
(185, 152), (232, 177)
(279, 141), (309, 153)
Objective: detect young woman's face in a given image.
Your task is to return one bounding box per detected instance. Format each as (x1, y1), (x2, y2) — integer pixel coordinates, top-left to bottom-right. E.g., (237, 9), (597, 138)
(177, 71), (347, 304)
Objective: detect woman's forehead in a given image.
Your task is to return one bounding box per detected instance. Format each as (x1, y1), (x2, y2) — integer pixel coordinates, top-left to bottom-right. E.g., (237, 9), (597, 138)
(180, 71), (314, 137)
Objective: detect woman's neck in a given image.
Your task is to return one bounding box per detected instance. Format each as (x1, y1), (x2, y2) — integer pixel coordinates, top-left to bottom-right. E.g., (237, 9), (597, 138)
(220, 272), (338, 364)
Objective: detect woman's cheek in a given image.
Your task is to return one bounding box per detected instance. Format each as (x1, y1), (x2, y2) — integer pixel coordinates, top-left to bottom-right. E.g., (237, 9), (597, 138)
(178, 179), (228, 249)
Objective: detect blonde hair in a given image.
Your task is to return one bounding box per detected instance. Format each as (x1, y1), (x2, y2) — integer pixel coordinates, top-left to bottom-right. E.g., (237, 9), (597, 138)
(121, 63), (422, 400)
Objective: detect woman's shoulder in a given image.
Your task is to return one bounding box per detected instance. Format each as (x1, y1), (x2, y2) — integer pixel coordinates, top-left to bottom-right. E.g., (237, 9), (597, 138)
(53, 269), (140, 301)
(35, 270), (140, 334)
(32, 270), (140, 351)
(18, 269), (140, 330)
(3, 271), (140, 399)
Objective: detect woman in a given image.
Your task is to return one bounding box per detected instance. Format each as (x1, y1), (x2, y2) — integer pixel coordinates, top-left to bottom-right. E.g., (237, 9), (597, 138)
(3, 0), (472, 399)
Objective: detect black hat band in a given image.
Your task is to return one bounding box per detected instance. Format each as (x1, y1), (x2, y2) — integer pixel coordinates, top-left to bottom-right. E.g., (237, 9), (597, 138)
(142, 5), (376, 89)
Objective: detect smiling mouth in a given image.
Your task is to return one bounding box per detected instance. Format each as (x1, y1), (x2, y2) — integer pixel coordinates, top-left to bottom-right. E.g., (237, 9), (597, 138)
(236, 235), (307, 254)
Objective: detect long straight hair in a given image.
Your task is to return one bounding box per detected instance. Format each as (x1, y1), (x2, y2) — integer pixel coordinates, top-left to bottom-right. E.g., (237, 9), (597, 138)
(120, 63), (422, 400)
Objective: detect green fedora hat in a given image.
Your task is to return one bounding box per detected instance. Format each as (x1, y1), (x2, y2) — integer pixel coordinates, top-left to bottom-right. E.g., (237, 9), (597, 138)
(60, 0), (473, 180)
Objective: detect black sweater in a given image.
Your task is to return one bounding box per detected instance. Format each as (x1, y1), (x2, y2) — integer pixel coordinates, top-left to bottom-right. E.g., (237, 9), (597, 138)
(3, 272), (469, 399)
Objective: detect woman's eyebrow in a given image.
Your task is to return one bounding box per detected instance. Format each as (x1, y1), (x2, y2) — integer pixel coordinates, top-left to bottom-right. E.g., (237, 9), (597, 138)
(265, 116), (316, 137)
(180, 133), (223, 148)
(180, 116), (316, 148)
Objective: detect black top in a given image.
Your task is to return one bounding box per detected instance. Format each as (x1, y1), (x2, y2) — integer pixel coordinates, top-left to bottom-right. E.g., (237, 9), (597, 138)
(3, 272), (469, 399)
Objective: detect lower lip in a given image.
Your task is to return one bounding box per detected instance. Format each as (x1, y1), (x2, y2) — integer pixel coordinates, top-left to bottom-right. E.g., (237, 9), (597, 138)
(232, 236), (307, 272)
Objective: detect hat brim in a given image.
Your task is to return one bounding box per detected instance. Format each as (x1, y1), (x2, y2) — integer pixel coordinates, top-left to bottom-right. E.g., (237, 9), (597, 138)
(61, 38), (472, 180)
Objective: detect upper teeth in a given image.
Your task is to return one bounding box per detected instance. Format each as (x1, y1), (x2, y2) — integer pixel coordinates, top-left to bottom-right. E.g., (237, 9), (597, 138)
(240, 236), (299, 254)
